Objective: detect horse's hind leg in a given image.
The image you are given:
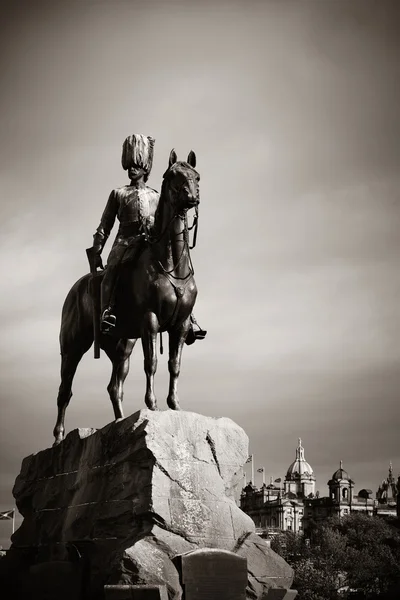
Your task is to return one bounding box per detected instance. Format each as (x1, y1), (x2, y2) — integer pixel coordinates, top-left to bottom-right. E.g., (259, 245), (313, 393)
(167, 317), (191, 410)
(53, 348), (85, 445)
(103, 338), (136, 420)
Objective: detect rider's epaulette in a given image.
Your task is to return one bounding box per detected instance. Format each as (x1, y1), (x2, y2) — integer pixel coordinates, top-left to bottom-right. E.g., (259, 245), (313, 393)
(146, 186), (159, 194)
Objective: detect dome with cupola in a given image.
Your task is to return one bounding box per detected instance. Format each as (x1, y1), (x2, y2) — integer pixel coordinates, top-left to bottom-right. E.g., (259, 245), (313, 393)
(284, 439), (316, 498)
(331, 461), (350, 481)
(286, 438), (314, 478)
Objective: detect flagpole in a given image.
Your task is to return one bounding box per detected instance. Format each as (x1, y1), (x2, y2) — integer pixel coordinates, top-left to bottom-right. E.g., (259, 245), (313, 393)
(262, 468), (265, 485)
(251, 455), (255, 486)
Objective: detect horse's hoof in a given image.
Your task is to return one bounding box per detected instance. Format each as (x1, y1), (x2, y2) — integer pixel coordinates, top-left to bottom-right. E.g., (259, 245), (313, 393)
(145, 398), (158, 411)
(167, 398), (181, 410)
(53, 429), (64, 446)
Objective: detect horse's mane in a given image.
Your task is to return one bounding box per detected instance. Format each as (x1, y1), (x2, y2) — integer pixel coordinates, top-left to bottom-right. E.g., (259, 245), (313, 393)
(153, 178), (169, 241)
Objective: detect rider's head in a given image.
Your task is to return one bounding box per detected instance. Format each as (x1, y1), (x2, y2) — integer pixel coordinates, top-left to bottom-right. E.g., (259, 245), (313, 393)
(121, 134), (155, 183)
(128, 164), (147, 182)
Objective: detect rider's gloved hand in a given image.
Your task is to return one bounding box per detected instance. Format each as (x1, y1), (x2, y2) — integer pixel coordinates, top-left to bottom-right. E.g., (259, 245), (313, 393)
(93, 251), (104, 271)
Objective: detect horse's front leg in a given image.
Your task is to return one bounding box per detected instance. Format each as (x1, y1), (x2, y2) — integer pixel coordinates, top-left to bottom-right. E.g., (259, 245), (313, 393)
(167, 317), (191, 410)
(142, 311), (159, 410)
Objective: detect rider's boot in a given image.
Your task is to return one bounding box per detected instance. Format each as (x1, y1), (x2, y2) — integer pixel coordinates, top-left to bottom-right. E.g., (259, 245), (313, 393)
(185, 313), (207, 345)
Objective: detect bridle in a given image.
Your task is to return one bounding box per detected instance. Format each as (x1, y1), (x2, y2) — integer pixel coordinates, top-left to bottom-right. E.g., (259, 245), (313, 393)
(144, 170), (200, 278)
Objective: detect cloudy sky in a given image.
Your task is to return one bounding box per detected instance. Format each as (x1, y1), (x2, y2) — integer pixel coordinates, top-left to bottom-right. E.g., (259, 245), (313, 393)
(1, 0), (400, 546)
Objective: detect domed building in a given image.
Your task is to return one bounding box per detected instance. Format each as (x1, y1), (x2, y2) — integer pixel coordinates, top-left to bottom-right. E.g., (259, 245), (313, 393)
(240, 439), (316, 535)
(284, 438), (316, 498)
(327, 461), (354, 503)
(302, 461), (374, 533)
(240, 443), (378, 539)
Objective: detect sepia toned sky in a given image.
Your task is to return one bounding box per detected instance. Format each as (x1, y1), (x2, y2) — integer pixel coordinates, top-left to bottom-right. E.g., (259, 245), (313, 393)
(1, 0), (400, 546)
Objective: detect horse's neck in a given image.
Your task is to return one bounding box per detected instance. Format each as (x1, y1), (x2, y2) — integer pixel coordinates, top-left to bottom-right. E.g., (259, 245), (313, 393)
(156, 200), (191, 279)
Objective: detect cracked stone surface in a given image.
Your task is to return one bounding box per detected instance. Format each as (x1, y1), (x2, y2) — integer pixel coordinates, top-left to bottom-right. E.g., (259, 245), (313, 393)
(10, 410), (293, 599)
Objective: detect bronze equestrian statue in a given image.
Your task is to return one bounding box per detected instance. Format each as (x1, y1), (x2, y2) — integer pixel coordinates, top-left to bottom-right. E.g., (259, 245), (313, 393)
(53, 135), (205, 445)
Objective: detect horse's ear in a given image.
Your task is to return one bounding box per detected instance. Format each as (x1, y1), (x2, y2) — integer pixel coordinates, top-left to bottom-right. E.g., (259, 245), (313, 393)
(187, 150), (196, 168)
(169, 149), (178, 168)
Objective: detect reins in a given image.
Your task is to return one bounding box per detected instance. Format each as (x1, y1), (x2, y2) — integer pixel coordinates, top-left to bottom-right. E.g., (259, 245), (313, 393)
(157, 209), (198, 279)
(188, 205), (199, 250)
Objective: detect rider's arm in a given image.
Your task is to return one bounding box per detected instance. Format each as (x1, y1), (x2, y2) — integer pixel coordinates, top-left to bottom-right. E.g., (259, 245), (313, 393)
(93, 190), (118, 253)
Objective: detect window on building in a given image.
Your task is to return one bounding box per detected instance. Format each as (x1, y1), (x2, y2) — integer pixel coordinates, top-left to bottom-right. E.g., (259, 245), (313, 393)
(342, 488), (348, 499)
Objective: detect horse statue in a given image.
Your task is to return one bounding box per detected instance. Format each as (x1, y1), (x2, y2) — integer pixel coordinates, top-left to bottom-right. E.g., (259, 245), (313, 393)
(53, 150), (200, 445)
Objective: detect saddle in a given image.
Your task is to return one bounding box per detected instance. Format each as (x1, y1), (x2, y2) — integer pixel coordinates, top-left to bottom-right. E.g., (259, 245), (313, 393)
(119, 238), (147, 265)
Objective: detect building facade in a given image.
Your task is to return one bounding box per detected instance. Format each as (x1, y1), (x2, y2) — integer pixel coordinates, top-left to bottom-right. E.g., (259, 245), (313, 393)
(240, 439), (314, 534)
(240, 440), (384, 537)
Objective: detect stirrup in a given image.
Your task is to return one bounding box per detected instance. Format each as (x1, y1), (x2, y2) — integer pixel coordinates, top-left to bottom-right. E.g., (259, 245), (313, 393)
(100, 309), (116, 333)
(194, 328), (207, 341)
(185, 324), (207, 345)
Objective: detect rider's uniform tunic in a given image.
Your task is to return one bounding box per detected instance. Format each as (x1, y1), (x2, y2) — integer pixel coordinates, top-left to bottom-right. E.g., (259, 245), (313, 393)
(96, 185), (159, 265)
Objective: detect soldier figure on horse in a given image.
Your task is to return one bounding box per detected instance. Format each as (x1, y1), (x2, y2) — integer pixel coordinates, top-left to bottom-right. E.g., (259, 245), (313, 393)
(54, 139), (205, 443)
(90, 133), (206, 344)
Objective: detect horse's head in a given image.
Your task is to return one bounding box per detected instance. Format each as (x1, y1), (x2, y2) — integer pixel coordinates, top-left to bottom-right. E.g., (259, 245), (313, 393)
(162, 149), (200, 214)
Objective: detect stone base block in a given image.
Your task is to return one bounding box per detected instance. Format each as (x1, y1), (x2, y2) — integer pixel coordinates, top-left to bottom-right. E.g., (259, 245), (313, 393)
(8, 410), (294, 599)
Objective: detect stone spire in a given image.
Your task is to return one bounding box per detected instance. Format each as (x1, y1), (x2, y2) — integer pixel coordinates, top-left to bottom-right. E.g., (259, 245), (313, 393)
(376, 461), (398, 505)
(296, 438), (305, 461)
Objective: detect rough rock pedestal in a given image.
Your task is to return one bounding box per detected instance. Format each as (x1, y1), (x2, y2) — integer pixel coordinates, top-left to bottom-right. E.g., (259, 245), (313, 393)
(9, 410), (293, 599)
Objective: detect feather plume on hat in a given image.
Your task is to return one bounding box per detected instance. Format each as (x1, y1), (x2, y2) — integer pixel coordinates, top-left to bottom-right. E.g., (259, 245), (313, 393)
(121, 134), (155, 174)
